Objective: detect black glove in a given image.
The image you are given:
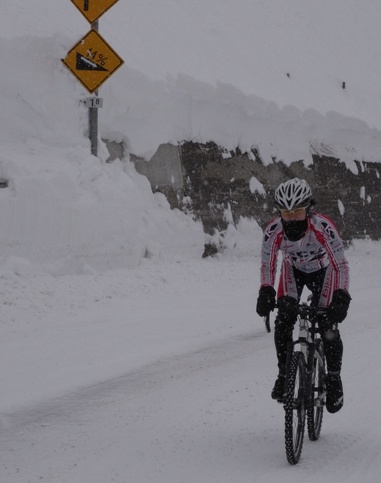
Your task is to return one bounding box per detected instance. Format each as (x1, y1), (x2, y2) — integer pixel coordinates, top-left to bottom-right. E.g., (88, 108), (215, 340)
(256, 286), (276, 316)
(328, 289), (351, 323)
(277, 296), (299, 324)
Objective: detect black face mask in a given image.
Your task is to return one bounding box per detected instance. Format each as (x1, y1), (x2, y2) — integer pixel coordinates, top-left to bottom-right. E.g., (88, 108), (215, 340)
(282, 218), (308, 241)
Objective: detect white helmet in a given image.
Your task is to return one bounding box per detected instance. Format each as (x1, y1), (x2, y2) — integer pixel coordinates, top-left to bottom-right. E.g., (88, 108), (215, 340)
(275, 178), (312, 210)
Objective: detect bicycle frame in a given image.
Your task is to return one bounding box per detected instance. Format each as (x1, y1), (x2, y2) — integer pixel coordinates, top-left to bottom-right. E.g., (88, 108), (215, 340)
(289, 303), (328, 408)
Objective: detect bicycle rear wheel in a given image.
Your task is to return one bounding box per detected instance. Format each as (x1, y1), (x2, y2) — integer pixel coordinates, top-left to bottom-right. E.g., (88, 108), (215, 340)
(284, 351), (306, 465)
(307, 340), (326, 441)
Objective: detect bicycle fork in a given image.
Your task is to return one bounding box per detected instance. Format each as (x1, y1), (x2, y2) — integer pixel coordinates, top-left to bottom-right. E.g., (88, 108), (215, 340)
(303, 340), (327, 411)
(284, 316), (316, 405)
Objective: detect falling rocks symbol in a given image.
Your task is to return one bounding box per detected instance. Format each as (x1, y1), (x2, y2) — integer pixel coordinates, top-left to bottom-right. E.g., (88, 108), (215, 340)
(76, 53), (108, 71)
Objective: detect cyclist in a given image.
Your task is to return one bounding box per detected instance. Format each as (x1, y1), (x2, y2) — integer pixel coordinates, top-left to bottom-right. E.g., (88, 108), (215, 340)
(256, 178), (351, 413)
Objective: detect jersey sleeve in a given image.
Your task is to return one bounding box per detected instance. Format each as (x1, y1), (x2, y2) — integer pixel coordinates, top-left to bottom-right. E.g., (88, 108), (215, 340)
(260, 218), (283, 287)
(312, 214), (350, 291)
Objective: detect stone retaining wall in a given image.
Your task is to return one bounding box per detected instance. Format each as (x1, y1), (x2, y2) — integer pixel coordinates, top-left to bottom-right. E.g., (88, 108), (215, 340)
(123, 140), (381, 243)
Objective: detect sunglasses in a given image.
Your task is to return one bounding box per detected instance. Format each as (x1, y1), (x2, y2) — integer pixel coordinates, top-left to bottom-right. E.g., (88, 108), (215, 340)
(279, 205), (309, 219)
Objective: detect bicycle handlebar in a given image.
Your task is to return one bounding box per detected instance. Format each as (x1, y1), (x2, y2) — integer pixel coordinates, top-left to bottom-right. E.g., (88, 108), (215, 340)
(263, 303), (331, 333)
(270, 302), (328, 315)
(297, 304), (328, 319)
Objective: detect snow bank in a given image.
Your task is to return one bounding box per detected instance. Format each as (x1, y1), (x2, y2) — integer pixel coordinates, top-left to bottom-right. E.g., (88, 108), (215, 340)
(2, 2), (381, 273)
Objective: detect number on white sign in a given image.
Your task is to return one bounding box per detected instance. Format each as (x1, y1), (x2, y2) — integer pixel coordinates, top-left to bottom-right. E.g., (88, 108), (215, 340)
(85, 97), (103, 108)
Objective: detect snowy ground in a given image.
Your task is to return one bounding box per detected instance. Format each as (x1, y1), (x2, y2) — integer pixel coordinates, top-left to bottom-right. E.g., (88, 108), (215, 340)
(0, 240), (379, 482)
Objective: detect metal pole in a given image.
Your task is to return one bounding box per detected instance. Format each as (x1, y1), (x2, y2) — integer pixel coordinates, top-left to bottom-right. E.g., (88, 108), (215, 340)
(89, 89), (98, 157)
(89, 19), (99, 157)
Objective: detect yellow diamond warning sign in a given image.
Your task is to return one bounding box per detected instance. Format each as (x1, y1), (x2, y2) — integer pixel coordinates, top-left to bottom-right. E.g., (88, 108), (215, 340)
(62, 29), (124, 93)
(71, 0), (119, 24)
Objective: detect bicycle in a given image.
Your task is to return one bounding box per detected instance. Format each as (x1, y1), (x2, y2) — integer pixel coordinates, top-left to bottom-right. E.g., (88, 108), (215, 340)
(266, 300), (335, 465)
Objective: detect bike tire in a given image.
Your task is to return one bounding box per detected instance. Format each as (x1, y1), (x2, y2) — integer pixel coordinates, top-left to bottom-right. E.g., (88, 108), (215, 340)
(284, 351), (306, 465)
(307, 340), (326, 441)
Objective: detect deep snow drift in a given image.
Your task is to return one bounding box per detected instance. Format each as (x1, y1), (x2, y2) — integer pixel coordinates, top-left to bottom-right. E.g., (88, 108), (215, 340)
(2, 1), (381, 271)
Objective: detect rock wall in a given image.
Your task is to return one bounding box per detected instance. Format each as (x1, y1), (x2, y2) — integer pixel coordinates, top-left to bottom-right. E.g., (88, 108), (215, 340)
(124, 140), (381, 244)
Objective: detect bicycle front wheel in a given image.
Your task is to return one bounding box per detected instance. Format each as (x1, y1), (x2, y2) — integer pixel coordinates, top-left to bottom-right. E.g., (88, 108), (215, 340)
(307, 340), (326, 441)
(284, 351), (306, 465)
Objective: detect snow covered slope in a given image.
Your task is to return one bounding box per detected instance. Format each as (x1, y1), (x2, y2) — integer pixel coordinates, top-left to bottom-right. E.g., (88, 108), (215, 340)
(2, 1), (381, 270)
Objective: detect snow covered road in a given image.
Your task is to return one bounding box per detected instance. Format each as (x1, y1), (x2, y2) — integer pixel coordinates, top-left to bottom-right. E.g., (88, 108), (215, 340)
(0, 246), (380, 482)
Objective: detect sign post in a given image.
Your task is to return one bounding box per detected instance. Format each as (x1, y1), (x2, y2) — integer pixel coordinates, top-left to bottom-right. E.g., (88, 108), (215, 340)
(89, 20), (99, 157)
(62, 1), (124, 156)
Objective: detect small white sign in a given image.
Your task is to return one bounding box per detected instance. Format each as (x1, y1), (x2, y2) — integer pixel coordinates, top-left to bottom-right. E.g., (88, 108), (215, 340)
(85, 97), (103, 108)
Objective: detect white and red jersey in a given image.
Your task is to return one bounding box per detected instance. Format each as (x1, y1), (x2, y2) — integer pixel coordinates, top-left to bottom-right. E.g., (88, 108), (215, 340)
(260, 212), (349, 304)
